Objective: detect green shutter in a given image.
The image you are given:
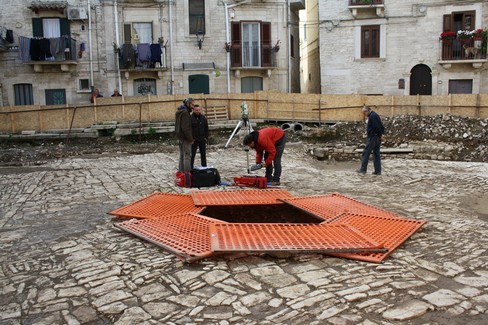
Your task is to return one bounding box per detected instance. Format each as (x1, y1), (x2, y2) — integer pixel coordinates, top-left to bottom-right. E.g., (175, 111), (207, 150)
(32, 18), (43, 37)
(60, 18), (70, 37)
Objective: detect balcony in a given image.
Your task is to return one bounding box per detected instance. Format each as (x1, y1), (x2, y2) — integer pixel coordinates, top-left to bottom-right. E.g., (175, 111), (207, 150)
(230, 45), (278, 78)
(439, 38), (487, 69)
(19, 36), (77, 72)
(290, 0), (305, 11)
(118, 43), (168, 80)
(348, 0), (384, 18)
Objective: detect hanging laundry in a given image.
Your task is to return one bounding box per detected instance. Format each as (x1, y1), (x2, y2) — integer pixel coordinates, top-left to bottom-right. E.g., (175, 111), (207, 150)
(121, 44), (135, 69)
(78, 42), (85, 58)
(150, 43), (162, 65)
(136, 43), (151, 66)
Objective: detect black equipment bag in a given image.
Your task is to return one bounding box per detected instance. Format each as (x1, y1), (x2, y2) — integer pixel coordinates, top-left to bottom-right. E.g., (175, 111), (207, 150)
(191, 168), (220, 188)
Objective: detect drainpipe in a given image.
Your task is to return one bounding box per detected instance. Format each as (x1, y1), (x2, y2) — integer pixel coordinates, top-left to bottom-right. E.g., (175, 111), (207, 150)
(225, 2), (230, 93)
(224, 0), (250, 94)
(169, 0), (174, 95)
(114, 0), (122, 93)
(88, 0), (94, 88)
(287, 0), (291, 93)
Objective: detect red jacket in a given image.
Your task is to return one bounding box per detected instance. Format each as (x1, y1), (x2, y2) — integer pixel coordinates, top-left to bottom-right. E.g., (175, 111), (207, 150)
(254, 128), (285, 166)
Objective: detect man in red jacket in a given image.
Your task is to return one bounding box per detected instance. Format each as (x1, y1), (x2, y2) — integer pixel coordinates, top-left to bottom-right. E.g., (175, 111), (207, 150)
(243, 127), (287, 186)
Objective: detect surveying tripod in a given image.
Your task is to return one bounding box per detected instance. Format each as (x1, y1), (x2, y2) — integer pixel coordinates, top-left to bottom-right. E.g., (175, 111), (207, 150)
(224, 102), (254, 173)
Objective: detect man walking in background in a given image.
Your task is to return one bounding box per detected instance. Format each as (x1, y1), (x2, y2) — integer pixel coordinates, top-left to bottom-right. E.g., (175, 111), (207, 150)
(357, 105), (385, 175)
(191, 104), (209, 169)
(175, 98), (194, 172)
(243, 127), (287, 186)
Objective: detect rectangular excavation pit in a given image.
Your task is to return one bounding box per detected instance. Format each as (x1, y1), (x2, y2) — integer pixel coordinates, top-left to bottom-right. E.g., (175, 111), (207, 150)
(200, 203), (325, 224)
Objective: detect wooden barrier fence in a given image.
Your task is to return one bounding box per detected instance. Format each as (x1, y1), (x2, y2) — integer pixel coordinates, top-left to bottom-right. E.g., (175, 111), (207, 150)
(1, 92), (487, 133)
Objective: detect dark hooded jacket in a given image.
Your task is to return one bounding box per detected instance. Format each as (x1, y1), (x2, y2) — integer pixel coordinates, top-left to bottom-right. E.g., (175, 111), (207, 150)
(175, 105), (192, 142)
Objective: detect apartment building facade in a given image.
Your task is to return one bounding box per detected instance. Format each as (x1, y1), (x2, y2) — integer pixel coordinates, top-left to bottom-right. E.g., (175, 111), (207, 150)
(312, 0), (488, 95)
(0, 0), (304, 107)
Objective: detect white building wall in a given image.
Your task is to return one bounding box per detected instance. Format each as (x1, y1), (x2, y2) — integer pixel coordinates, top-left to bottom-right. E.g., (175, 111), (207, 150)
(318, 0), (488, 95)
(0, 0), (300, 106)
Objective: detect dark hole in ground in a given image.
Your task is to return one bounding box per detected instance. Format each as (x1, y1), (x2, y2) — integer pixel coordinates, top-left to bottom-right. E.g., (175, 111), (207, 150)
(200, 203), (323, 224)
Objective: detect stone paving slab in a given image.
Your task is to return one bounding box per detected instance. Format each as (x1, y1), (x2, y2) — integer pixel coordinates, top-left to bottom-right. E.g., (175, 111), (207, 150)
(0, 145), (487, 324)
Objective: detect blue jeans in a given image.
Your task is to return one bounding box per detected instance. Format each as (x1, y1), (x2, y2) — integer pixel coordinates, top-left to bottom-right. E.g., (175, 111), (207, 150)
(360, 136), (381, 174)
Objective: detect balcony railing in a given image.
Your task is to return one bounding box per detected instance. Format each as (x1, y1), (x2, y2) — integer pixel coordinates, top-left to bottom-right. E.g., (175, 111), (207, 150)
(348, 0), (384, 17)
(119, 43), (167, 71)
(230, 45), (277, 68)
(18, 36), (77, 62)
(349, 0), (384, 6)
(440, 38), (487, 61)
(17, 36), (78, 72)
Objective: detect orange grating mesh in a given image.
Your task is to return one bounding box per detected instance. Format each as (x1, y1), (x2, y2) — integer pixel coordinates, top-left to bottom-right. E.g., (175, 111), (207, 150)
(209, 223), (386, 254)
(109, 192), (203, 219)
(280, 193), (405, 222)
(191, 189), (293, 206)
(114, 213), (224, 262)
(329, 213), (426, 263)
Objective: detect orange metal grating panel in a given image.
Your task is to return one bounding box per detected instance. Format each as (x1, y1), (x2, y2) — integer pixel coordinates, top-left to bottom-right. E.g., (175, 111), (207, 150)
(115, 213), (224, 262)
(109, 192), (203, 219)
(329, 213), (426, 263)
(191, 189), (293, 206)
(209, 223), (386, 254)
(280, 193), (406, 222)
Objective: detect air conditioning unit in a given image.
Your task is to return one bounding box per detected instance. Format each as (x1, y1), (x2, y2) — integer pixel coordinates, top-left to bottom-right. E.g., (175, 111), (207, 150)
(67, 7), (88, 20)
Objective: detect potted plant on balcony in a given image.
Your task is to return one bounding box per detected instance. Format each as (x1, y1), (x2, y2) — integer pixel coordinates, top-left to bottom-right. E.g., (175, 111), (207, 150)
(223, 42), (231, 53)
(440, 31), (456, 44)
(456, 30), (473, 43)
(473, 28), (484, 41)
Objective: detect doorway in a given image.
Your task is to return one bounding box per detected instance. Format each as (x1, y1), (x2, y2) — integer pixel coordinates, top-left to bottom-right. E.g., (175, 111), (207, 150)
(410, 64), (432, 95)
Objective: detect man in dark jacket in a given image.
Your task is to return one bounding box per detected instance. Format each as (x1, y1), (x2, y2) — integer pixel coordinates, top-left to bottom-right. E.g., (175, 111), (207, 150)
(191, 105), (209, 169)
(243, 127), (286, 186)
(357, 106), (385, 175)
(175, 98), (194, 172)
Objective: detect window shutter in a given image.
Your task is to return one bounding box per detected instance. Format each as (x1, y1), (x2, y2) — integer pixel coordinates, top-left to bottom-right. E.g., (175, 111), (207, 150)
(443, 14), (451, 32)
(261, 22), (271, 67)
(463, 11), (475, 30)
(32, 18), (43, 37)
(231, 22), (241, 67)
(60, 18), (70, 37)
(123, 24), (132, 44)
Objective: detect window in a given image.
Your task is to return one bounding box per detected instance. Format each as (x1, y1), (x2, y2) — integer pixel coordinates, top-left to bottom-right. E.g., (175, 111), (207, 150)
(14, 84), (34, 105)
(79, 79), (90, 91)
(134, 78), (156, 96)
(241, 77), (263, 93)
(443, 11), (475, 34)
(45, 89), (66, 105)
(242, 22), (260, 67)
(442, 11), (476, 60)
(189, 0), (205, 35)
(32, 18), (70, 37)
(361, 25), (380, 58)
(449, 80), (473, 94)
(231, 22), (272, 68)
(124, 23), (153, 44)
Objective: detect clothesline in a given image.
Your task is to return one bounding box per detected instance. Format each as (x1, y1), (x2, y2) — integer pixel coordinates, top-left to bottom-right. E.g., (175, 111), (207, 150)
(18, 36), (77, 62)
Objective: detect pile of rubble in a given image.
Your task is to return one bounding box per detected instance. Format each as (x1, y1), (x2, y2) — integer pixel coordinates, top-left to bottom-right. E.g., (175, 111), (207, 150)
(304, 114), (488, 162)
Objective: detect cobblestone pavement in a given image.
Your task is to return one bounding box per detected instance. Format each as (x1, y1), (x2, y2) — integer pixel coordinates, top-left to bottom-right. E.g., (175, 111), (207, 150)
(1, 144), (487, 325)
